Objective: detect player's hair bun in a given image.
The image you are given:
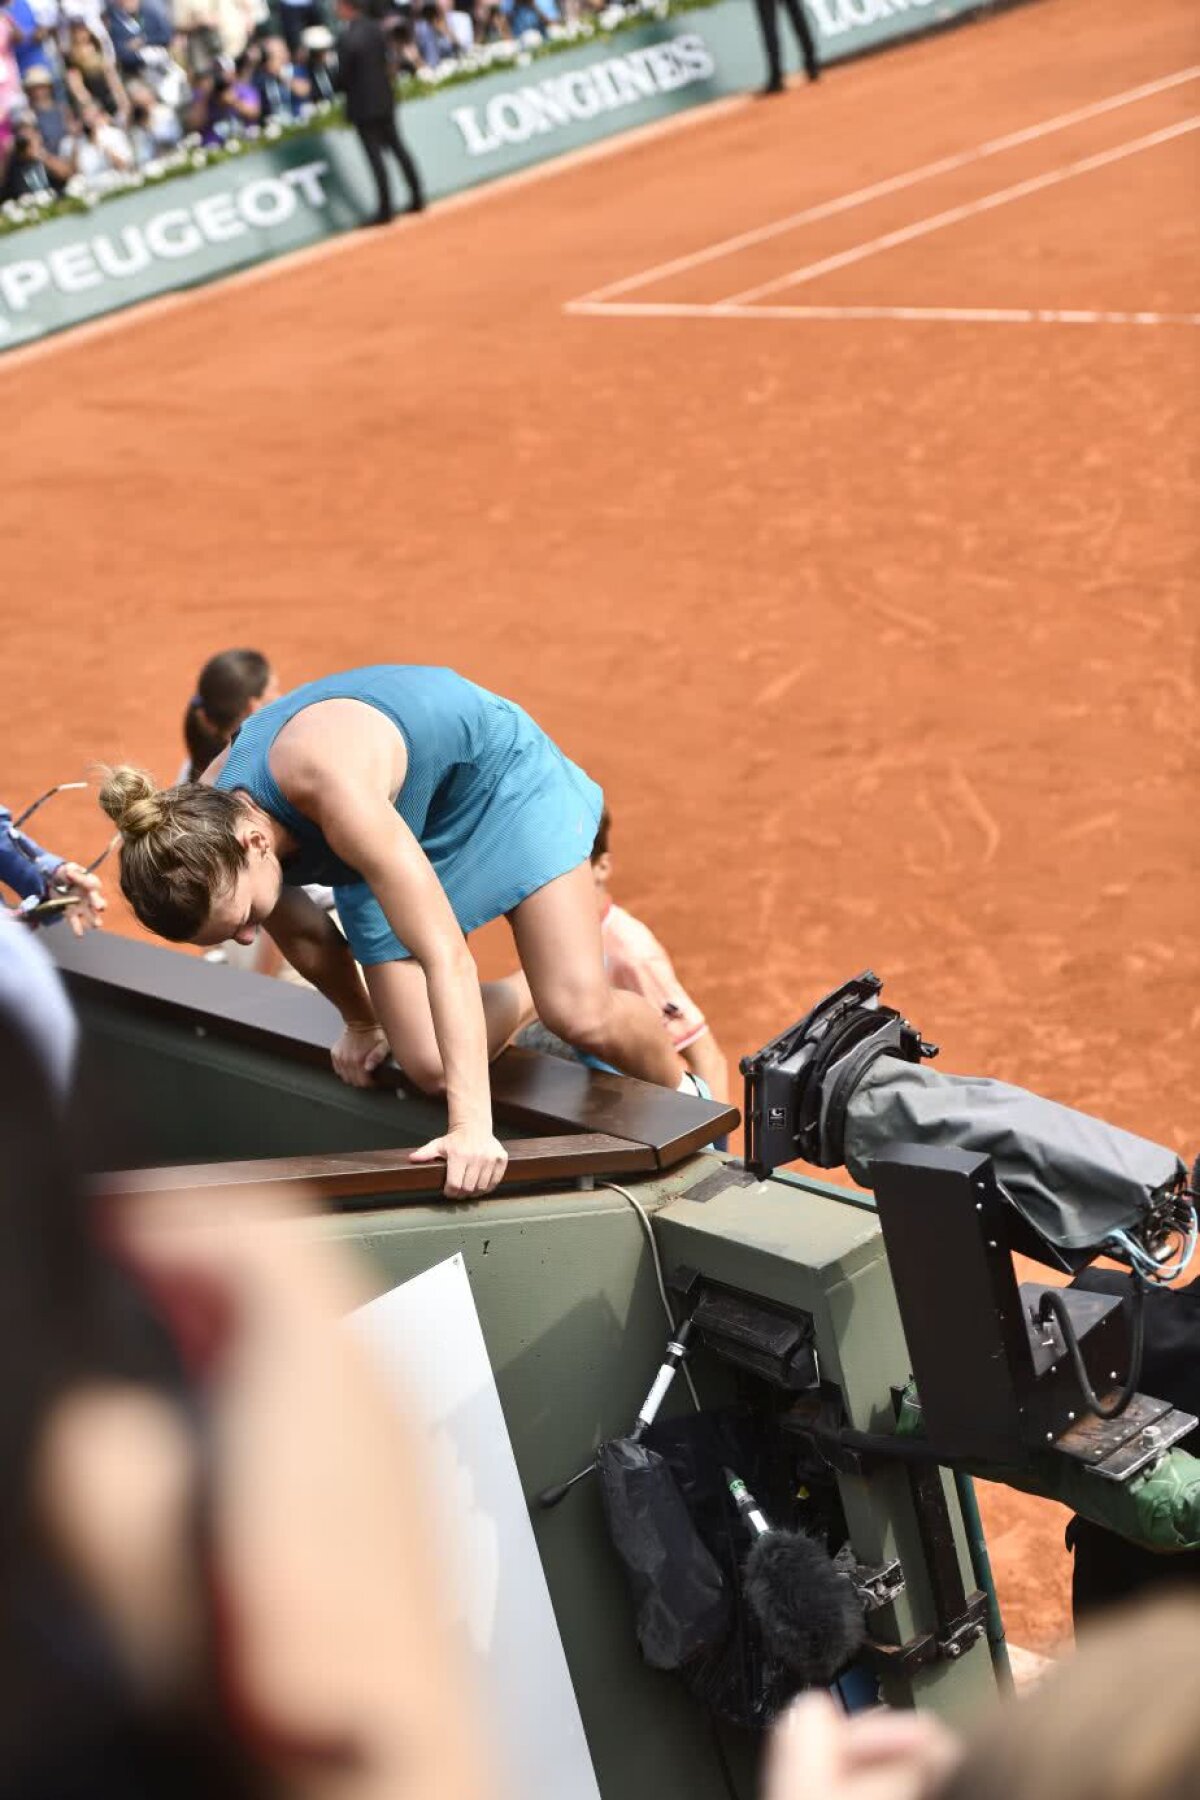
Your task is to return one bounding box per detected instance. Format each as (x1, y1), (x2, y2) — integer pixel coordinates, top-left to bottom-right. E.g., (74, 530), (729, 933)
(98, 766), (167, 839)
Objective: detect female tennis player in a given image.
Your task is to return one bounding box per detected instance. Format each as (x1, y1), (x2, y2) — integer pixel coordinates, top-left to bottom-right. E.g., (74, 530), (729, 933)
(100, 666), (687, 1198)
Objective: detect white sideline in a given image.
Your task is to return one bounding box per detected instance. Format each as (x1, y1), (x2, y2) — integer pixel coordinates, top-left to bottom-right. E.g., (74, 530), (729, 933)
(573, 64), (1200, 304)
(718, 115), (1200, 305)
(564, 300), (1200, 326)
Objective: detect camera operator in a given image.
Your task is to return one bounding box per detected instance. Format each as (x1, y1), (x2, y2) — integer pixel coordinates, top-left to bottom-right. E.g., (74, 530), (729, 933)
(0, 112), (71, 195)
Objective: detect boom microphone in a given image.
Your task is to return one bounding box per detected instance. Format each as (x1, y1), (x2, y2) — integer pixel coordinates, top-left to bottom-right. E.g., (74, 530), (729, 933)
(726, 1471), (866, 1686)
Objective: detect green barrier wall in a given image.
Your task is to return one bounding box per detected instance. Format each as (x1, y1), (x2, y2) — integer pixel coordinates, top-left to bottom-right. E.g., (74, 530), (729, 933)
(0, 0), (1008, 353)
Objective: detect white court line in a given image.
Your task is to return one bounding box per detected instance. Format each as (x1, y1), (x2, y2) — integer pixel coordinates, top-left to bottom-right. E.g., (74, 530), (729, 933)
(574, 64), (1200, 305)
(565, 299), (1200, 326)
(719, 116), (1200, 306)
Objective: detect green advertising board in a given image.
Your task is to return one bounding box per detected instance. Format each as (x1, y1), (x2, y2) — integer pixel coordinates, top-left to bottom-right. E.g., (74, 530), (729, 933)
(0, 0), (1010, 353)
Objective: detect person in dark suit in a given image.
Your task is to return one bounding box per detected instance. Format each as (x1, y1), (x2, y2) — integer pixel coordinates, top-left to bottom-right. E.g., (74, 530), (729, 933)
(754, 0), (819, 96)
(335, 0), (425, 225)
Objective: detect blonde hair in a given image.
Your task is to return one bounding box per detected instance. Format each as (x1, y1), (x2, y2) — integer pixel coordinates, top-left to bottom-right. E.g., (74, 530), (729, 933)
(98, 767), (250, 942)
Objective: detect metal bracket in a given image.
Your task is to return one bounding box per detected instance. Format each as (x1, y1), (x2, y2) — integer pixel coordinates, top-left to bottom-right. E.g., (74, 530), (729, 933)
(861, 1590), (988, 1677)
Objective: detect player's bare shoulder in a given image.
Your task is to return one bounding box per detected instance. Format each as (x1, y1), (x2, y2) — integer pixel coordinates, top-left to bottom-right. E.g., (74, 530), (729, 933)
(271, 699), (408, 806)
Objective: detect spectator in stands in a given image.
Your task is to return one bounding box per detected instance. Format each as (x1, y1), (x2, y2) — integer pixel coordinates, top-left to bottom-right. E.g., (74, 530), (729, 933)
(297, 21), (335, 102)
(336, 0), (424, 225)
(0, 111), (69, 192)
(276, 0), (323, 57)
(254, 31), (306, 120)
(589, 807), (730, 1103)
(64, 17), (128, 118)
(472, 2), (512, 44)
(125, 71), (180, 158)
(104, 0), (172, 76)
(63, 95), (132, 184)
(22, 64), (71, 152)
(4, 0), (57, 83)
(504, 0), (558, 39)
(414, 0), (456, 69)
(184, 54), (257, 142)
(171, 0), (224, 74)
(0, 4), (23, 137)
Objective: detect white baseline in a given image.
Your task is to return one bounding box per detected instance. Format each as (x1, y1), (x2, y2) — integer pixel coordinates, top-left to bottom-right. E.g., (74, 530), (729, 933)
(572, 64), (1200, 305)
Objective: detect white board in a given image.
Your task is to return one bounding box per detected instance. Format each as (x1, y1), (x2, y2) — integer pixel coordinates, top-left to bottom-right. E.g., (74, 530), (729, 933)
(353, 1254), (601, 1800)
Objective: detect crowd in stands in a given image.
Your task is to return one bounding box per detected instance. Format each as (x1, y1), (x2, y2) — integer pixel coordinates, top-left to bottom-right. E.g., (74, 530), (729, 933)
(0, 0), (641, 210)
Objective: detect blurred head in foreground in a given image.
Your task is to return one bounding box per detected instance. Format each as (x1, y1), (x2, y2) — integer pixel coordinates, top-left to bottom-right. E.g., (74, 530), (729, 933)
(0, 1018), (493, 1800)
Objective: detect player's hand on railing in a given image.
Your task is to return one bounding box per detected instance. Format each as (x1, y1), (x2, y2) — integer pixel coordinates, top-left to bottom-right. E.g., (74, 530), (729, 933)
(410, 1124), (508, 1199)
(54, 863), (107, 936)
(332, 1020), (390, 1087)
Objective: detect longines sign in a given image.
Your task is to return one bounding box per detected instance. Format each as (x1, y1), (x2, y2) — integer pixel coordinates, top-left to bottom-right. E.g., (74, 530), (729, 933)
(450, 35), (716, 156)
(0, 0), (1023, 352)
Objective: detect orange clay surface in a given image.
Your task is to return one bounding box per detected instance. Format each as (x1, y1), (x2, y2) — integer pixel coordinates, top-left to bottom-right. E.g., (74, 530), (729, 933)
(4, 0), (1198, 1657)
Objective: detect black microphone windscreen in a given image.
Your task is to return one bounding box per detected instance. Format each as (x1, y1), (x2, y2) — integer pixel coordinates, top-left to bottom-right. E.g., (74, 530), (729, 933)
(743, 1531), (866, 1686)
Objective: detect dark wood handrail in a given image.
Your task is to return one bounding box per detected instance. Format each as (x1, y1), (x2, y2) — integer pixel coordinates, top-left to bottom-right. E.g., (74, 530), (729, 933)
(95, 1133), (658, 1204)
(53, 932), (740, 1167)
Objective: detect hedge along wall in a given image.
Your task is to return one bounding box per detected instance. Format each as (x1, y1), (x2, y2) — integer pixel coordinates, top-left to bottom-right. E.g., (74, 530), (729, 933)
(0, 0), (1012, 354)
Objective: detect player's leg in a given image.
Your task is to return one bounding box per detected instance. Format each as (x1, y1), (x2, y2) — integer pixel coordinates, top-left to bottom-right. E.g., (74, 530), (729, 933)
(365, 960), (533, 1095)
(508, 864), (683, 1090)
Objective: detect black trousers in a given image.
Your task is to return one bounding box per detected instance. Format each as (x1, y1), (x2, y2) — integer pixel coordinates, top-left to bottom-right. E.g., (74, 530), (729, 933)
(753, 0), (819, 86)
(355, 114), (425, 222)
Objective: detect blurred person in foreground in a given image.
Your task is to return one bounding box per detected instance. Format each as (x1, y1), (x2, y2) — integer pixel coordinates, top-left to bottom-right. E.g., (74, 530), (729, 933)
(763, 1591), (1200, 1800)
(0, 1020), (495, 1800)
(335, 0), (424, 226)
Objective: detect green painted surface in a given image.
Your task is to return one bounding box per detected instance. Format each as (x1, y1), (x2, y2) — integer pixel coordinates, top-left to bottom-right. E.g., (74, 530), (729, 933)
(75, 989), (1000, 1791)
(2, 0), (1021, 352)
(656, 1178), (999, 1725)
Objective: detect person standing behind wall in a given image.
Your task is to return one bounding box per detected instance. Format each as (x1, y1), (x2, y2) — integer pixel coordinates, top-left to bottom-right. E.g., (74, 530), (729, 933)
(754, 0), (819, 96)
(335, 0), (425, 227)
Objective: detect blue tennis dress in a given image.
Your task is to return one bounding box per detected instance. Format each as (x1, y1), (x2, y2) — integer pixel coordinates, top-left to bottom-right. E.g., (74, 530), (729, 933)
(215, 666), (603, 965)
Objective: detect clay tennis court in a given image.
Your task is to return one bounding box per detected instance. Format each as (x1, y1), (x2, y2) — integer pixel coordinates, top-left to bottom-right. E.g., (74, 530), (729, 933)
(5, 0), (1197, 1654)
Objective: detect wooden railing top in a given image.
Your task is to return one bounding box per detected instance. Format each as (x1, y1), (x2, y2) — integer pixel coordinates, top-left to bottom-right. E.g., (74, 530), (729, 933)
(95, 1133), (657, 1205)
(53, 932), (739, 1170)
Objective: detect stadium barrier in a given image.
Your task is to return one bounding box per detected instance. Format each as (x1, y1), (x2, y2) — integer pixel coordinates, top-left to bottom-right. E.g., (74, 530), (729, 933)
(0, 0), (1010, 354)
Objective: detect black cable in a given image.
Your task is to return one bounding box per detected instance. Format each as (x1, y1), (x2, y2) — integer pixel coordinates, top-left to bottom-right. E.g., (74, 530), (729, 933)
(706, 1708), (741, 1800)
(1038, 1271), (1146, 1421)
